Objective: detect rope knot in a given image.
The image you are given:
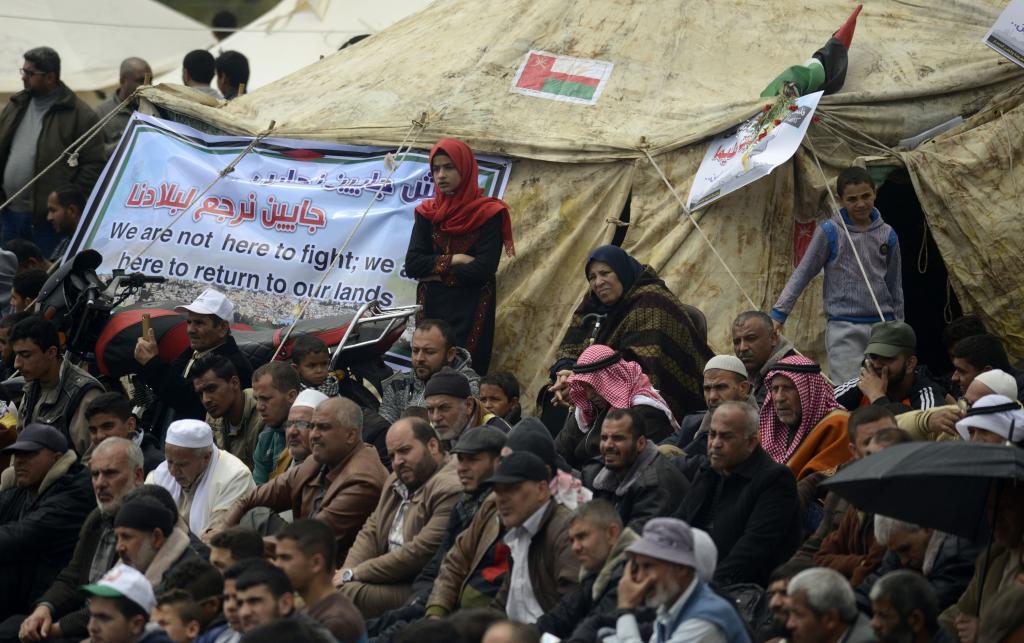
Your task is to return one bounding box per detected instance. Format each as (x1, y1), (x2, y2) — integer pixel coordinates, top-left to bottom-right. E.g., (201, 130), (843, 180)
(67, 152), (79, 168)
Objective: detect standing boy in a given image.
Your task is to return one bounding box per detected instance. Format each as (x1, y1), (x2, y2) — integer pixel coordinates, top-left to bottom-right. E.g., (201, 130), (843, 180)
(770, 167), (903, 383)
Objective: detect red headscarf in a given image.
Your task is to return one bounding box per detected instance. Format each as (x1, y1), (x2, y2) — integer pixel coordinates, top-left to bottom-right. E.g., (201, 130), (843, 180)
(567, 344), (679, 431)
(758, 355), (841, 464)
(414, 138), (515, 256)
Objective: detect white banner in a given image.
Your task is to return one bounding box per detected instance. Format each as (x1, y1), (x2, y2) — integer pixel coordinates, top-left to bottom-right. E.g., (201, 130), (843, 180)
(984, 0), (1024, 68)
(686, 91), (823, 211)
(72, 114), (512, 326)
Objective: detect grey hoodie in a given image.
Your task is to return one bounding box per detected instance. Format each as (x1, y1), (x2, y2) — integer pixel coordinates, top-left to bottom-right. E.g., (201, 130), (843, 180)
(771, 209), (903, 324)
(378, 347), (480, 422)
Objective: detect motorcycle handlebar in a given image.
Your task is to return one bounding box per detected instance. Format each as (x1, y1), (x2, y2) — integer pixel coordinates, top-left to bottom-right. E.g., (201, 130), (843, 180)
(125, 273), (167, 286)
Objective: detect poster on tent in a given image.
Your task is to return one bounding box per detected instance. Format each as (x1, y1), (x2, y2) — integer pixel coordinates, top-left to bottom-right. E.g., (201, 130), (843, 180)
(686, 91), (823, 211)
(70, 113), (513, 327)
(984, 0), (1024, 68)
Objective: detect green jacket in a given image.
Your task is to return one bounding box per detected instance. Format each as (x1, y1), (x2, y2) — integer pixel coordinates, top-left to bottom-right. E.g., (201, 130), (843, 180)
(207, 388), (263, 470)
(0, 82), (105, 224)
(252, 426), (287, 485)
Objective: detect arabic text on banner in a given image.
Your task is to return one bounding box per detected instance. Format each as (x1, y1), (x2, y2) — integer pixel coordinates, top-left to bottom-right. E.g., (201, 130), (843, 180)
(71, 114), (513, 326)
(686, 91), (823, 212)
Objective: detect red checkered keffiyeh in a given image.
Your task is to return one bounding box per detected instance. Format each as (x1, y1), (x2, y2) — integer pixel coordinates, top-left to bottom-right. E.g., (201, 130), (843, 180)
(758, 355), (841, 464)
(567, 344), (678, 431)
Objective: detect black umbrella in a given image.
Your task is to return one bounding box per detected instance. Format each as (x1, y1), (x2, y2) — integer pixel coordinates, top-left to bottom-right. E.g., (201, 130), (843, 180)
(820, 441), (1024, 542)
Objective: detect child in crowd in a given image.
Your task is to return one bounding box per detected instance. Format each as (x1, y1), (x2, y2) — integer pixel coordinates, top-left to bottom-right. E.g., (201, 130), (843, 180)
(152, 590), (201, 643)
(770, 166), (904, 383)
(10, 268), (48, 313)
(479, 371), (522, 425)
(291, 334), (339, 397)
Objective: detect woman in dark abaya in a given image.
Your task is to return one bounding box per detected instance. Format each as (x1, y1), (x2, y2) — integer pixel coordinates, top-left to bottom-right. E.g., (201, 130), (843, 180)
(404, 138), (514, 374)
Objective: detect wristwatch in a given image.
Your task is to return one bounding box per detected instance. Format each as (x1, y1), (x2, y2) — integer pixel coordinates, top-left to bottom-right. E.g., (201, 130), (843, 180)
(340, 568), (354, 583)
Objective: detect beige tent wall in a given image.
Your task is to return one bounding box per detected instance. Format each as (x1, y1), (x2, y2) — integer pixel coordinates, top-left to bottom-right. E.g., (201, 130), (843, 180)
(493, 159), (633, 399)
(904, 87), (1024, 358)
(136, 0), (1024, 402)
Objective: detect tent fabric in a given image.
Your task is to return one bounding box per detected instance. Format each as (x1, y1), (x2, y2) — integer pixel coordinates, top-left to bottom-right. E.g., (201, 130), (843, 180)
(0, 0), (211, 96)
(153, 0), (433, 92)
(904, 85), (1024, 355)
(137, 0), (1024, 401)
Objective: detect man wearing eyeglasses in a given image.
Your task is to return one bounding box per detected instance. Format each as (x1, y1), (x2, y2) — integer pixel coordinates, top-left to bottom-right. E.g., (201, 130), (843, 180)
(219, 396), (388, 562)
(94, 57), (152, 157)
(0, 47), (104, 257)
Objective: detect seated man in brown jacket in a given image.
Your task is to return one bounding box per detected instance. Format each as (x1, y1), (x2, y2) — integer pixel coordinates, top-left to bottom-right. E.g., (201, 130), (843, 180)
(220, 397), (387, 561)
(335, 417), (462, 618)
(426, 451), (580, 623)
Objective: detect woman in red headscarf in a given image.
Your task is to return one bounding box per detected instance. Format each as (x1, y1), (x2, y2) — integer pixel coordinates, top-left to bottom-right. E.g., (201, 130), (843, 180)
(404, 138), (514, 374)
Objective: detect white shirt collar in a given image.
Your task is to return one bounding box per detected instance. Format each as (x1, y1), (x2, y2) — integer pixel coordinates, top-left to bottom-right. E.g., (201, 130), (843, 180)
(657, 577), (700, 625)
(508, 499), (550, 540)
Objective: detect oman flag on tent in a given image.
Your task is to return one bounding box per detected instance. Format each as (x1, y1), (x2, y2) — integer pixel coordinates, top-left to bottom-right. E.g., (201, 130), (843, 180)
(511, 50), (614, 106)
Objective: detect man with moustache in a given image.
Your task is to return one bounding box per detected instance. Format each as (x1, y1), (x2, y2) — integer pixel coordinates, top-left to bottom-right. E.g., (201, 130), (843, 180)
(135, 289), (252, 421)
(0, 424), (93, 622)
(336, 417), (461, 618)
(221, 397), (386, 559)
(379, 320), (481, 423)
(5, 437), (144, 642)
(269, 389), (328, 477)
(678, 402), (800, 587)
(614, 517), (751, 643)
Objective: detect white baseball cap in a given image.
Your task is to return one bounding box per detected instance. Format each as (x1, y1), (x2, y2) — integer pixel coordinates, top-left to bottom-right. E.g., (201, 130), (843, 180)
(175, 288), (234, 322)
(955, 394), (1024, 443)
(165, 419), (215, 449)
(80, 563), (156, 614)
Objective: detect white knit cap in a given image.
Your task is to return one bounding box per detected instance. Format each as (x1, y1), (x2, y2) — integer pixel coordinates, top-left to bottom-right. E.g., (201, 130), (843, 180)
(691, 527), (718, 582)
(955, 394), (1024, 443)
(704, 355), (748, 379)
(165, 419), (214, 449)
(292, 389), (329, 410)
(972, 369), (1018, 401)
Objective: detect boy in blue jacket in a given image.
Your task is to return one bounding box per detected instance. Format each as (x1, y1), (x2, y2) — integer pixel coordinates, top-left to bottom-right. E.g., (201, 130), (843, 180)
(770, 167), (903, 383)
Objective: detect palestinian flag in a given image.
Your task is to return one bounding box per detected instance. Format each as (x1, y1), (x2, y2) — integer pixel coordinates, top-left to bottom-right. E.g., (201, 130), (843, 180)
(512, 51), (613, 105)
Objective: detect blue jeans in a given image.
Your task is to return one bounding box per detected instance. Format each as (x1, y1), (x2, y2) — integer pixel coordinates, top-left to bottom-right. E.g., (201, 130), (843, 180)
(0, 208), (62, 258)
(1, 208), (33, 247)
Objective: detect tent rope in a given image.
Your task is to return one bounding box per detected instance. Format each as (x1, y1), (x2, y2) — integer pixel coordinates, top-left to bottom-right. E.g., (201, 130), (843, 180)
(640, 147), (758, 311)
(1000, 110), (1021, 212)
(640, 146), (834, 384)
(268, 117), (429, 362)
(131, 120), (278, 260)
(805, 139), (886, 322)
(0, 13), (371, 35)
(917, 219), (929, 274)
(0, 87), (141, 214)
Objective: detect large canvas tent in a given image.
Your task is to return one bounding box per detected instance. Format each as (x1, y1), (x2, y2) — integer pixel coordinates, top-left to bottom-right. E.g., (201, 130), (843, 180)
(0, 0), (212, 102)
(153, 0), (432, 92)
(138, 0), (1024, 401)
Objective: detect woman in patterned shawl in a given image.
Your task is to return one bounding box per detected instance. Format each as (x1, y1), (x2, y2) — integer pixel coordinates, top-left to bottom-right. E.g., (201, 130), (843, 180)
(548, 245), (711, 423)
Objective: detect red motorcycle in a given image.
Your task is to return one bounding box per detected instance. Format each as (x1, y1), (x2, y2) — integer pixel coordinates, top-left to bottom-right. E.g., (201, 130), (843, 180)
(31, 249), (417, 426)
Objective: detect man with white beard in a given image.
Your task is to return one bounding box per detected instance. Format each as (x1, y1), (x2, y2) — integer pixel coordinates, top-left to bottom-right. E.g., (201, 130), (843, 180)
(613, 518), (752, 643)
(11, 437), (145, 642)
